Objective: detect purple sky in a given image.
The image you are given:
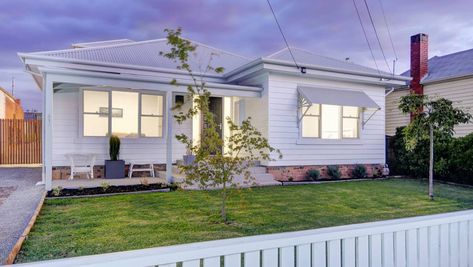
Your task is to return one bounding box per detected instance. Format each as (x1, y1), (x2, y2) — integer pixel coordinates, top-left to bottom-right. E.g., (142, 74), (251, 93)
(1, 0), (472, 110)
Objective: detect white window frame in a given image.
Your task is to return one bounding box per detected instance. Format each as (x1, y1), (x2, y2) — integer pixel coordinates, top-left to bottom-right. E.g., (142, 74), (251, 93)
(80, 88), (165, 140)
(300, 104), (361, 140)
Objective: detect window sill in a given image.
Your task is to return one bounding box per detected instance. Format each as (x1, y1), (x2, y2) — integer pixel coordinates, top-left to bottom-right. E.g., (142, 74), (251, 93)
(74, 136), (165, 144)
(296, 138), (363, 145)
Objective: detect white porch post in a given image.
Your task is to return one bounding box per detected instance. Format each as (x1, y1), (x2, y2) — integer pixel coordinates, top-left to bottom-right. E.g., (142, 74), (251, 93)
(165, 91), (173, 183)
(42, 76), (54, 190)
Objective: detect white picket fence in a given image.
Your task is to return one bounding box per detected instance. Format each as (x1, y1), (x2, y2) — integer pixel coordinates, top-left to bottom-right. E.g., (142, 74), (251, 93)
(15, 210), (473, 267)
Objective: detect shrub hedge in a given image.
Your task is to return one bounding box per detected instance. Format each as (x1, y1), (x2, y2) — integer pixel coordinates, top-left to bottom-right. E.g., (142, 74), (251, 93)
(387, 127), (473, 185)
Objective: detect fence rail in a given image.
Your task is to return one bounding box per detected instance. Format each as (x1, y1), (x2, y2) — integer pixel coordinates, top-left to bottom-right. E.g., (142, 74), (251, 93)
(15, 209), (473, 267)
(0, 119), (41, 165)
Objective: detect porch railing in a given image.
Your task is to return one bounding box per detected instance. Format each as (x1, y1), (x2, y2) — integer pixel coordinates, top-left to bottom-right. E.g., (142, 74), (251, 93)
(15, 209), (473, 267)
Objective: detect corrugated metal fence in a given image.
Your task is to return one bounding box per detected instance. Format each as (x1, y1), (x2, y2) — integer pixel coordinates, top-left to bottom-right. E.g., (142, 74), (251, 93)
(0, 119), (41, 165)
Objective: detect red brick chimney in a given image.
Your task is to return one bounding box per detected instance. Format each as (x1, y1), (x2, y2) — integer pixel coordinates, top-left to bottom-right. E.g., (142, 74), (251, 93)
(410, 33), (429, 95)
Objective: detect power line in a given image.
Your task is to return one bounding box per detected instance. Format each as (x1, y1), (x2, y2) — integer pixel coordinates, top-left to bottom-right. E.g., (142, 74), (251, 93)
(352, 0), (380, 74)
(377, 0), (398, 60)
(362, 0), (392, 73)
(265, 0), (301, 71)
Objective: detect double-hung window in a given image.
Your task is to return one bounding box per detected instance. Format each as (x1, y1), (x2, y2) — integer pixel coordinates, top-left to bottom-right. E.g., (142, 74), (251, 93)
(82, 89), (164, 138)
(301, 104), (360, 139)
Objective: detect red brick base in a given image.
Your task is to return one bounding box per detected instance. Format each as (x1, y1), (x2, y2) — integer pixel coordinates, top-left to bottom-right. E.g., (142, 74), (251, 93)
(267, 164), (384, 182)
(52, 164), (166, 180)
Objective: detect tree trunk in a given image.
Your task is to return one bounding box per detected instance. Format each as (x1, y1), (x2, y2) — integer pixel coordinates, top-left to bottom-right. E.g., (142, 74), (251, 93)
(429, 125), (434, 200)
(221, 181), (227, 222)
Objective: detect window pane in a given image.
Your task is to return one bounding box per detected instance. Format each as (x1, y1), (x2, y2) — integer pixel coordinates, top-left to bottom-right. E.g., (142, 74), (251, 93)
(305, 104), (320, 116)
(321, 105), (341, 139)
(84, 114), (108, 136)
(302, 116), (319, 137)
(343, 106), (359, 118)
(112, 91), (138, 137)
(343, 118), (359, 138)
(83, 90), (108, 114)
(142, 94), (163, 116)
(141, 116), (163, 137)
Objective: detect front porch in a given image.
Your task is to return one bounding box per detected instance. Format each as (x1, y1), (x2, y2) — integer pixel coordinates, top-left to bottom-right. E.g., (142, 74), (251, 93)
(38, 68), (263, 190)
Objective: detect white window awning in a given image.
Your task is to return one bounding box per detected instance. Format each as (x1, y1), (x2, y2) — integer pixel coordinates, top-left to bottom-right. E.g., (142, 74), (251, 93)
(297, 86), (380, 128)
(297, 86), (380, 109)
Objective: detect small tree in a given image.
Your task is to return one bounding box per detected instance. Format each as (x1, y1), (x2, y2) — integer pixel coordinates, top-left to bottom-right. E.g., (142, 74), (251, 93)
(161, 28), (281, 222)
(399, 94), (471, 200)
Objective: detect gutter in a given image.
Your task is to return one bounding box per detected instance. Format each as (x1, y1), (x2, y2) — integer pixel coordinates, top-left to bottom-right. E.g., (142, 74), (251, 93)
(421, 73), (473, 85)
(37, 67), (263, 93)
(225, 58), (412, 82)
(17, 53), (224, 80)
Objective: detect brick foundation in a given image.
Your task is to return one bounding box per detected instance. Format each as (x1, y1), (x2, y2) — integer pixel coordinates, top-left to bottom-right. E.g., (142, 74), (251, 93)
(267, 164), (384, 182)
(52, 164), (166, 180)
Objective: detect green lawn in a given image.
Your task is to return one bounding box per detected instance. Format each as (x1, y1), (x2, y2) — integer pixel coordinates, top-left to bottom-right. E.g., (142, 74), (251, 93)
(17, 179), (473, 263)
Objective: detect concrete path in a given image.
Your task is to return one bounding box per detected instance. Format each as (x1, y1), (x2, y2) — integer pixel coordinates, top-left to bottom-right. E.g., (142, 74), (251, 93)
(0, 167), (43, 264)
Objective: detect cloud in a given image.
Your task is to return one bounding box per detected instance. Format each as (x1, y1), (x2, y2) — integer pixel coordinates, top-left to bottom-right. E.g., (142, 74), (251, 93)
(1, 0), (472, 109)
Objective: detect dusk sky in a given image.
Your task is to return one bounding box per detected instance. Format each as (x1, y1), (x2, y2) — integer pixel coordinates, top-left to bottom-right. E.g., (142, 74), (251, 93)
(1, 0), (472, 110)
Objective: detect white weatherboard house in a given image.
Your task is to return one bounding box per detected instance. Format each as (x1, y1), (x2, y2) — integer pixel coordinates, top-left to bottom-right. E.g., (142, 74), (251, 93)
(19, 38), (409, 190)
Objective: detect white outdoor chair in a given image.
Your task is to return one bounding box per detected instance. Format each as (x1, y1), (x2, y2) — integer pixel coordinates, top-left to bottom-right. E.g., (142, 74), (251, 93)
(65, 153), (96, 180)
(128, 161), (155, 178)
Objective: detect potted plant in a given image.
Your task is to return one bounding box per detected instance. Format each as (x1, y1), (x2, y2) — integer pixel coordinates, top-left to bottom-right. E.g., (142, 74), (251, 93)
(183, 147), (195, 166)
(105, 135), (125, 179)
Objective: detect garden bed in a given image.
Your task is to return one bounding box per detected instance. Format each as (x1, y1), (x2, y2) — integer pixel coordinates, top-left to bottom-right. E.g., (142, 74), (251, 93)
(279, 177), (386, 185)
(47, 183), (177, 198)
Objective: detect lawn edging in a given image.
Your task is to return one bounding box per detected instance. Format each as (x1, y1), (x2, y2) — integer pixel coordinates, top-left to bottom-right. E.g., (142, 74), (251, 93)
(6, 191), (46, 265)
(47, 188), (171, 199)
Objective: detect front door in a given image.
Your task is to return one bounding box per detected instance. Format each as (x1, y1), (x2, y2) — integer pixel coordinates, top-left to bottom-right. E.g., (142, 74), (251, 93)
(207, 97), (223, 138)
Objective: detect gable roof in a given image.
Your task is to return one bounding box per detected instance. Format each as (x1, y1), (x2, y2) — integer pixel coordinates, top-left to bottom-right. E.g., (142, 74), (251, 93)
(401, 48), (473, 83)
(266, 47), (391, 77)
(0, 86), (16, 101)
(29, 39), (252, 74)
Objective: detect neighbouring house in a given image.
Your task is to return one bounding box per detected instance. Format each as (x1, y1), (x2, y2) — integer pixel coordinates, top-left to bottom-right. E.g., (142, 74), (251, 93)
(0, 86), (24, 119)
(386, 33), (473, 136)
(19, 38), (408, 190)
(24, 110), (42, 120)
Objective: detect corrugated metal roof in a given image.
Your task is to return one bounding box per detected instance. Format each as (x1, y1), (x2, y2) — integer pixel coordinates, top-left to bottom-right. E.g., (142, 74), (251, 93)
(33, 39), (252, 74)
(401, 48), (473, 83)
(72, 39), (135, 48)
(26, 39), (396, 78)
(267, 47), (391, 76)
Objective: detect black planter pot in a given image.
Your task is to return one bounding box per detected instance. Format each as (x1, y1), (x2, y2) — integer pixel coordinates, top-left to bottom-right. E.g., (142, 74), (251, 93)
(105, 160), (125, 179)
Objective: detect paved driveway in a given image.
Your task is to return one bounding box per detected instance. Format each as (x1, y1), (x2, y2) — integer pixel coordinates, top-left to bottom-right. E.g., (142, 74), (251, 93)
(0, 167), (43, 264)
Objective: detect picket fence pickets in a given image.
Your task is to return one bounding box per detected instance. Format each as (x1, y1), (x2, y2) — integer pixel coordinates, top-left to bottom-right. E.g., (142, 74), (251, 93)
(14, 209), (473, 267)
(0, 119), (41, 165)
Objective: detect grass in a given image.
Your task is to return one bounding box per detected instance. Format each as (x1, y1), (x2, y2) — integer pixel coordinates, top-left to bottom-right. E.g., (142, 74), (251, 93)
(17, 179), (473, 262)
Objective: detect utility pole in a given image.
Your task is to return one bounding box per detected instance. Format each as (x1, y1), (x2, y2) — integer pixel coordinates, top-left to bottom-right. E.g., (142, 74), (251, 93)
(11, 76), (15, 96)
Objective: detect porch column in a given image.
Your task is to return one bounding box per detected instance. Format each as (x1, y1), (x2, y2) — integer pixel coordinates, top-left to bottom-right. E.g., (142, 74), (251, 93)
(42, 76), (53, 191)
(165, 91), (173, 183)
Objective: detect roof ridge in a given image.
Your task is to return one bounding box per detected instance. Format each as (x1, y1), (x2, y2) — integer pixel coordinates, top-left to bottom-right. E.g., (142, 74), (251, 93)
(30, 38), (168, 55)
(179, 37), (252, 60)
(72, 39), (134, 48)
(435, 47), (473, 59)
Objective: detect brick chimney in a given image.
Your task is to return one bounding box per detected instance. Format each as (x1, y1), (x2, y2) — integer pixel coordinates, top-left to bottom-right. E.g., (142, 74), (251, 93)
(410, 33), (429, 95)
